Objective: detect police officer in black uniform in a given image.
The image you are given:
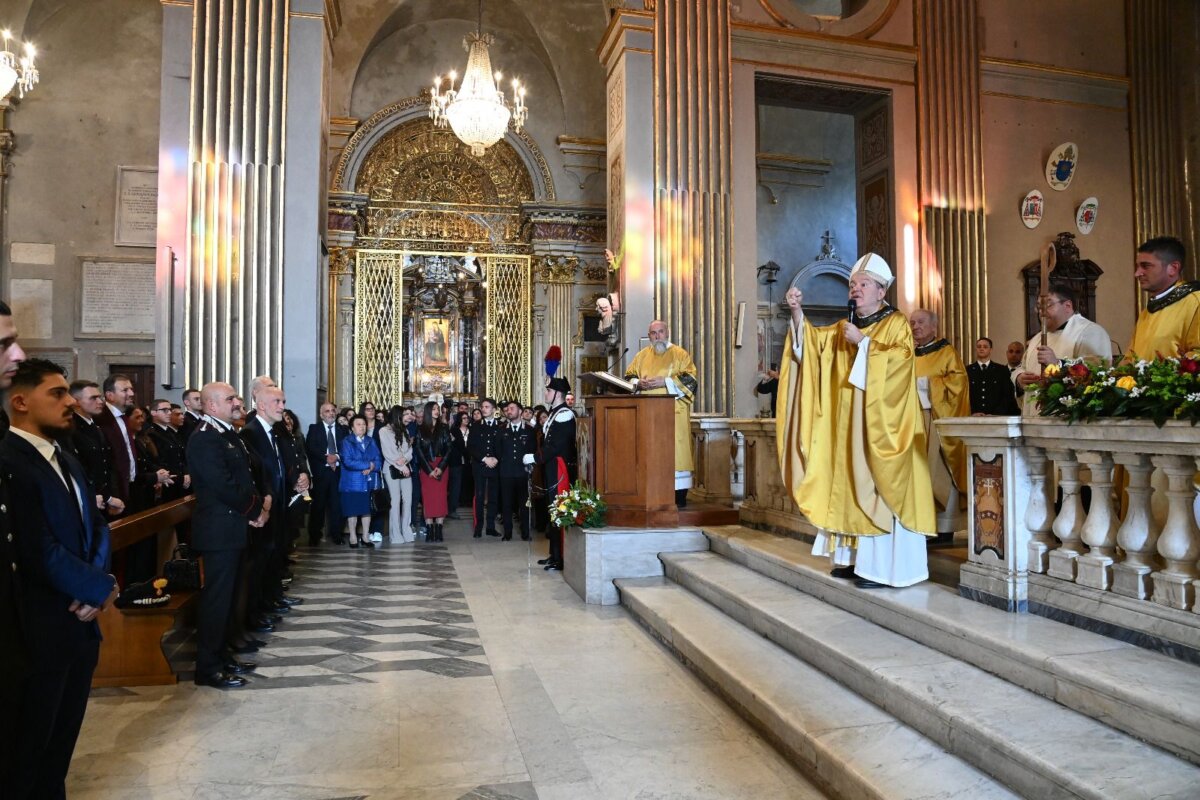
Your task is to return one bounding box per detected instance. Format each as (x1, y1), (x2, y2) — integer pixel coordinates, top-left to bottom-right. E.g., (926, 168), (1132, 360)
(143, 397), (190, 502)
(187, 382), (269, 689)
(538, 376), (576, 572)
(467, 397), (502, 538)
(497, 400), (537, 541)
(66, 380), (122, 517)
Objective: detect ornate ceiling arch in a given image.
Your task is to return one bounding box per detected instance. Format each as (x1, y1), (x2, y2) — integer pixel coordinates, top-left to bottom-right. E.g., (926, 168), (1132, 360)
(332, 96), (556, 202)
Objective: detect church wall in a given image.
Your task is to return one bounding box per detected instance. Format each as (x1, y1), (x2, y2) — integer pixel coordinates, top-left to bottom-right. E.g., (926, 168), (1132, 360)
(979, 0), (1127, 77)
(4, 0), (161, 383)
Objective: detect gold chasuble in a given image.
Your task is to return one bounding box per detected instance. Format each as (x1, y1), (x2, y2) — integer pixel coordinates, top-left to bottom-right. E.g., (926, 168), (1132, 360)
(1128, 282), (1200, 360)
(914, 339), (970, 510)
(776, 308), (935, 586)
(625, 344), (697, 480)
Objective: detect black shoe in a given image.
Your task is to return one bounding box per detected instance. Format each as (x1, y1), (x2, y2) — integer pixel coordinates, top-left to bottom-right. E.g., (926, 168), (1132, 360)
(473, 531), (482, 538)
(486, 529), (501, 537)
(675, 488), (688, 508)
(537, 557), (551, 565)
(361, 538), (375, 549)
(230, 642), (260, 655)
(277, 596), (303, 606)
(854, 578), (889, 589)
(333, 536), (345, 545)
(195, 672), (247, 689)
(224, 660), (258, 674)
(247, 621), (275, 633)
(349, 539), (360, 548)
(543, 561), (562, 571)
(521, 533), (531, 541)
(831, 566), (857, 580)
(501, 534), (512, 541)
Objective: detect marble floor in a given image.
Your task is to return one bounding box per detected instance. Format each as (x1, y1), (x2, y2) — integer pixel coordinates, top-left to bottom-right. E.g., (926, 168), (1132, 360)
(68, 519), (825, 800)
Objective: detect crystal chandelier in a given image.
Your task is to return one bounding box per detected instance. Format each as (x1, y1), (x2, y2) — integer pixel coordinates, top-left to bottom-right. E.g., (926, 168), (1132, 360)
(429, 1), (528, 157)
(0, 29), (38, 100)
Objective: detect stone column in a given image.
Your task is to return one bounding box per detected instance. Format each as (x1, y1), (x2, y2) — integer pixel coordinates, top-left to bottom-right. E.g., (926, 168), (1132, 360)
(1076, 451), (1119, 591)
(1151, 454), (1200, 611)
(652, 0), (734, 415)
(158, 0), (328, 397)
(1046, 449), (1085, 582)
(1024, 446), (1057, 574)
(916, 0), (988, 350)
(1112, 452), (1160, 600)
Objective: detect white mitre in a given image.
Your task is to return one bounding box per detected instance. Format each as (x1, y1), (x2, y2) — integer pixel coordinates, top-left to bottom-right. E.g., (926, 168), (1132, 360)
(849, 253), (894, 289)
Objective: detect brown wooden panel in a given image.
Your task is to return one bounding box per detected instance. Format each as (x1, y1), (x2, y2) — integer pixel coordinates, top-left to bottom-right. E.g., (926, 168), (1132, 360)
(587, 395), (678, 527)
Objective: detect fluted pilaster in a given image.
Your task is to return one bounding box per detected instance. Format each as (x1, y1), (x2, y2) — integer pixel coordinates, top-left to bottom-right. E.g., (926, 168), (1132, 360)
(538, 257), (577, 394)
(654, 0), (734, 415)
(185, 0), (288, 391)
(916, 0), (987, 350)
(1129, 0), (1194, 279)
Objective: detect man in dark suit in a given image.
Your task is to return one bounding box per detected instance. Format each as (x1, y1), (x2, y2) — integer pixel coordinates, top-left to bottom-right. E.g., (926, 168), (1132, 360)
(66, 380), (125, 518)
(468, 397), (502, 538)
(305, 402), (346, 545)
(179, 388), (203, 442)
(497, 400), (537, 541)
(240, 387), (307, 628)
(0, 299), (27, 789)
(538, 377), (577, 572)
(187, 382), (269, 689)
(95, 373), (141, 510)
(1, 359), (119, 798)
(967, 337), (1020, 416)
(143, 397), (190, 502)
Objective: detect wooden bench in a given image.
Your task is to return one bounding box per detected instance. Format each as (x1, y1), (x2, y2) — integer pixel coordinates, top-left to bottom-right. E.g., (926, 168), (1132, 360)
(92, 497), (199, 688)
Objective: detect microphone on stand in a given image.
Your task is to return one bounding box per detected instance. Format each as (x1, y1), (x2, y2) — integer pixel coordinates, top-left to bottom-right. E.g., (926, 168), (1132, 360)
(847, 299), (857, 324)
(607, 346), (629, 374)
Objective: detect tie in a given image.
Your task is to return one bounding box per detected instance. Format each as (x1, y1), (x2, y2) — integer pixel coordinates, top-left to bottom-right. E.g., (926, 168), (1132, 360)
(326, 424), (336, 454)
(52, 443), (84, 522)
(270, 431), (286, 492)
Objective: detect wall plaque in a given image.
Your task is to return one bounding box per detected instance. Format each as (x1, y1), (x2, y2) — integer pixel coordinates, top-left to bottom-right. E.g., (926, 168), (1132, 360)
(114, 166), (159, 247)
(25, 348), (76, 380)
(10, 278), (53, 340)
(78, 257), (156, 338)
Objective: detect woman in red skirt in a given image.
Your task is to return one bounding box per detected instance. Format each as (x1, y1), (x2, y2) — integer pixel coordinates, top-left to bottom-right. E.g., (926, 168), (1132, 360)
(415, 400), (452, 542)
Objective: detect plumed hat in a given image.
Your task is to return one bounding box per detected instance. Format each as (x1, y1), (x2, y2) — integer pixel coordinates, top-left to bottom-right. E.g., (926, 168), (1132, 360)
(849, 253), (894, 289)
(547, 376), (571, 395)
(545, 344), (569, 394)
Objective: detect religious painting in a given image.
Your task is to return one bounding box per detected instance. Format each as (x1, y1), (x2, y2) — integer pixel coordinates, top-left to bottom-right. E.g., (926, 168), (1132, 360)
(580, 311), (607, 344)
(756, 317), (768, 373)
(422, 317), (451, 367)
(972, 455), (1005, 559)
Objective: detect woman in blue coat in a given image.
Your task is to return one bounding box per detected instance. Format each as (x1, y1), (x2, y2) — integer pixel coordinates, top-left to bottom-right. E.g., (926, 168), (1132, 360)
(339, 414), (382, 549)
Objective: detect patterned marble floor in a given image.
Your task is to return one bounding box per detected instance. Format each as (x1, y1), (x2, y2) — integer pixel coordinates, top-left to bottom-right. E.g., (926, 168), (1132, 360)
(70, 521), (825, 799)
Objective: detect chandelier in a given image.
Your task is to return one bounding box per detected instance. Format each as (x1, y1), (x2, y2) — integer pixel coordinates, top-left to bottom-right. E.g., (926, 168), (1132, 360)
(429, 1), (528, 157)
(0, 30), (38, 100)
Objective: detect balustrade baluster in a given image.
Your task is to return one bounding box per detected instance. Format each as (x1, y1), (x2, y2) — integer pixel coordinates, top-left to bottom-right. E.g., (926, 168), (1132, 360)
(1112, 453), (1161, 600)
(1150, 454), (1200, 611)
(1025, 446), (1056, 574)
(1076, 451), (1119, 591)
(1047, 448), (1085, 581)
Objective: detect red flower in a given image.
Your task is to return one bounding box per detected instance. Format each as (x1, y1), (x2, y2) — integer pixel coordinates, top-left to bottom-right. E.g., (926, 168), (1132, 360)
(1180, 357), (1200, 375)
(1066, 362), (1090, 380)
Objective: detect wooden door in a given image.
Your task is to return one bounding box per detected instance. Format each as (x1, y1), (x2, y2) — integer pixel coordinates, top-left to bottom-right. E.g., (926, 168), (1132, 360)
(110, 365), (157, 409)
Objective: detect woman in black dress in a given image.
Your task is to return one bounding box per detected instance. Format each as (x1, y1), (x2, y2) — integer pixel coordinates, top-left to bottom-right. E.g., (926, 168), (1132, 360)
(414, 401), (453, 542)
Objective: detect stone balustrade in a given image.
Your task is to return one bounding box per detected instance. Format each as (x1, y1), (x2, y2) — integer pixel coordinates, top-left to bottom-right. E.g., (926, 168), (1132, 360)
(938, 416), (1200, 660)
(724, 418), (816, 537)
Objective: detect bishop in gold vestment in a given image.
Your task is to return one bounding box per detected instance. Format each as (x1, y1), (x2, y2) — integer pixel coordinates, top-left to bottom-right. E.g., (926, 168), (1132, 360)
(777, 255), (935, 587)
(625, 321), (697, 499)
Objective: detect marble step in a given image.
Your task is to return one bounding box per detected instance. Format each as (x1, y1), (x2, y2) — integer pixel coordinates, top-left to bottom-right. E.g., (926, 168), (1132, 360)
(661, 550), (1200, 800)
(615, 576), (1020, 800)
(703, 524), (1200, 766)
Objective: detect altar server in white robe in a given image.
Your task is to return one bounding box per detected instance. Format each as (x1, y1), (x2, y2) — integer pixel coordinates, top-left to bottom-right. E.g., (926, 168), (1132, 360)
(1014, 284), (1113, 415)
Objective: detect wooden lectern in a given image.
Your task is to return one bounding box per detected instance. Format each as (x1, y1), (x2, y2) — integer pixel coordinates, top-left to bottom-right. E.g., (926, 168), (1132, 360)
(583, 393), (679, 528)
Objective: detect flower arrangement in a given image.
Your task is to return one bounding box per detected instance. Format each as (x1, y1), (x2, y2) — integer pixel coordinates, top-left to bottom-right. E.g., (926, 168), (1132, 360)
(1030, 354), (1200, 426)
(550, 480), (607, 528)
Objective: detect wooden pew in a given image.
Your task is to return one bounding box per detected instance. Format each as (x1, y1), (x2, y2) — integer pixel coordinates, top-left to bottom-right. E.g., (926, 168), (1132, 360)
(92, 497), (199, 688)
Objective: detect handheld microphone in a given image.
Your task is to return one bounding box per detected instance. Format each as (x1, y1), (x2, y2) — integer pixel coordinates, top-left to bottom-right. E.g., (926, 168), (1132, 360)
(607, 346), (629, 374)
(847, 299), (857, 324)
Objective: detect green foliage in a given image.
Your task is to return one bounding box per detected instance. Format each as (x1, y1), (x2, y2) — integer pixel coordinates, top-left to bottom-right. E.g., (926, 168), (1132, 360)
(1030, 355), (1200, 427)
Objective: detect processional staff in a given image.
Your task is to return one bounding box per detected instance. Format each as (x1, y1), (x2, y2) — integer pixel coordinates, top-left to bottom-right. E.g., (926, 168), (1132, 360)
(1039, 241), (1057, 347)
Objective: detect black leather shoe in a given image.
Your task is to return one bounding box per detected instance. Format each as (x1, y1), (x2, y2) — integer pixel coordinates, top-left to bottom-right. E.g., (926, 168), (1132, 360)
(830, 566), (857, 580)
(247, 621), (276, 633)
(230, 642), (260, 655)
(224, 660), (258, 674)
(521, 533), (531, 541)
(195, 672), (247, 689)
(543, 561), (562, 571)
(278, 596), (304, 606)
(854, 578), (889, 589)
(486, 529), (501, 537)
(537, 557), (551, 565)
(349, 539), (360, 549)
(501, 534), (512, 541)
(244, 637), (267, 647)
(361, 538), (375, 549)
(473, 532), (482, 538)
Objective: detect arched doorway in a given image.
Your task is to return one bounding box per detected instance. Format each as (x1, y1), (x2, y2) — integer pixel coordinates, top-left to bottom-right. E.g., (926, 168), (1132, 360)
(327, 99), (555, 407)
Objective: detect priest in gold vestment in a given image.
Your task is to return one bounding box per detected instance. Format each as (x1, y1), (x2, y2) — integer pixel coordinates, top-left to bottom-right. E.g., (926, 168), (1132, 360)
(910, 309), (970, 542)
(626, 320), (697, 507)
(1128, 237), (1200, 360)
(777, 254), (935, 588)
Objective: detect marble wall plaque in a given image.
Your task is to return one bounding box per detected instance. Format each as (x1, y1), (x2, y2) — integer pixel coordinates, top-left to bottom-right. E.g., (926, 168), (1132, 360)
(10, 242), (56, 265)
(78, 258), (156, 338)
(114, 166), (159, 247)
(10, 278), (53, 339)
(25, 348), (76, 380)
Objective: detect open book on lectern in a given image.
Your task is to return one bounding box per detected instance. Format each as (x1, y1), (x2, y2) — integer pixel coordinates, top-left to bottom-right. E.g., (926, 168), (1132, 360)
(582, 371), (637, 393)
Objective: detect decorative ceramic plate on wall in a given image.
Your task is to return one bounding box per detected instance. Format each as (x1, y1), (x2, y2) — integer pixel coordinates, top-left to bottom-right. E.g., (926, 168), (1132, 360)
(1076, 197), (1099, 234)
(1045, 142), (1077, 191)
(1020, 189), (1044, 229)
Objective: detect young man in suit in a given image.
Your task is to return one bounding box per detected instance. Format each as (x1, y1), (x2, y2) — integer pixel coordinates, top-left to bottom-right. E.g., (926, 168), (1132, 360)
(497, 400), (537, 541)
(967, 337), (1020, 416)
(0, 300), (27, 792)
(187, 382), (270, 689)
(305, 402), (346, 545)
(1, 359), (118, 799)
(66, 380), (125, 519)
